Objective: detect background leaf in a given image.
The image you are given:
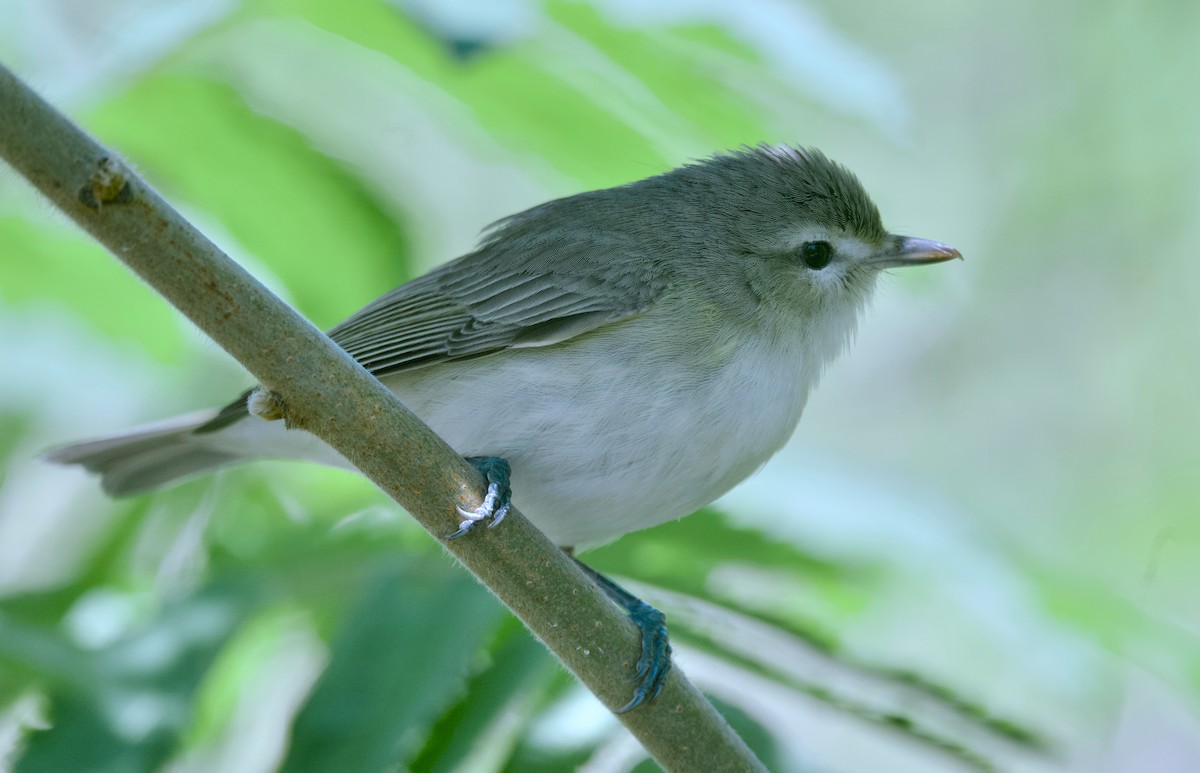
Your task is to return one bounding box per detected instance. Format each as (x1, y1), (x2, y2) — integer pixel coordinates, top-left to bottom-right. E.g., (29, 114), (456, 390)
(2, 0), (1198, 770)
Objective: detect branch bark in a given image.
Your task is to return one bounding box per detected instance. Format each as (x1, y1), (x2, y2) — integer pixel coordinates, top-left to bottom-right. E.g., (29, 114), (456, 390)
(0, 64), (765, 771)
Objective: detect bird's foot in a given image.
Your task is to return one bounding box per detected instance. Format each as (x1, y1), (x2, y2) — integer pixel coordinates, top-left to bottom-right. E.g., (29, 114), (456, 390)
(446, 456), (512, 539)
(573, 558), (672, 713)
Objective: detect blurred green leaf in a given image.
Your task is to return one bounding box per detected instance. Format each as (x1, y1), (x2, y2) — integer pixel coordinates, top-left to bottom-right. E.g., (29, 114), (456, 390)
(586, 508), (874, 649)
(250, 0), (671, 187)
(280, 558), (504, 772)
(409, 618), (559, 773)
(0, 218), (187, 361)
(5, 0), (1200, 769)
(548, 2), (770, 146)
(85, 71), (411, 329)
(5, 582), (258, 773)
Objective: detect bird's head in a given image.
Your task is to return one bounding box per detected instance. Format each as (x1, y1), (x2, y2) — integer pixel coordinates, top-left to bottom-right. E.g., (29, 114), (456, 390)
(672, 145), (959, 336)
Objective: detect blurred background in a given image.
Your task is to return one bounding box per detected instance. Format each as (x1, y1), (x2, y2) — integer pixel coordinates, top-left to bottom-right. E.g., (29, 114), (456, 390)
(1, 0), (1198, 771)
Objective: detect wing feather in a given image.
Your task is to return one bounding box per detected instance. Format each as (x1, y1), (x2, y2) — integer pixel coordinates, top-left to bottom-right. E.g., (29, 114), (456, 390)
(328, 234), (668, 377)
(196, 220), (670, 433)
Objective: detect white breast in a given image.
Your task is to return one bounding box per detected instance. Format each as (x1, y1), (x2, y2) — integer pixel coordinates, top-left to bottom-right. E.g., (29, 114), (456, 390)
(212, 298), (862, 548)
(392, 313), (825, 547)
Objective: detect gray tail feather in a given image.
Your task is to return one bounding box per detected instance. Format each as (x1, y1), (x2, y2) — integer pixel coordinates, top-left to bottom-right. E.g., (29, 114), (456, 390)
(44, 410), (240, 497)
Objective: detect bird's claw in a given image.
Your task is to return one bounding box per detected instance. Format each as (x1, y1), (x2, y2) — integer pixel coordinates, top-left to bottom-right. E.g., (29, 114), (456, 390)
(571, 558), (673, 713)
(445, 456), (512, 540)
(617, 599), (672, 713)
(448, 501), (510, 539)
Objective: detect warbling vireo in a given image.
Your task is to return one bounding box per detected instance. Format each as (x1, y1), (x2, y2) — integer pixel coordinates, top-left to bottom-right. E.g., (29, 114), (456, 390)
(48, 144), (959, 709)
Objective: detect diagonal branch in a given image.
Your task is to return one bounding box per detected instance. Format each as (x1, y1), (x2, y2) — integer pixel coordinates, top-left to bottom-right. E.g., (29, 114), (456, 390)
(0, 63), (765, 771)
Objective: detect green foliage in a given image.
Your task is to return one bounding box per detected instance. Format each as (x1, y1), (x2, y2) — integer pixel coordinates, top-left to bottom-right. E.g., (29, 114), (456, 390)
(2, 0), (1199, 770)
(0, 217), (187, 361)
(87, 72), (412, 330)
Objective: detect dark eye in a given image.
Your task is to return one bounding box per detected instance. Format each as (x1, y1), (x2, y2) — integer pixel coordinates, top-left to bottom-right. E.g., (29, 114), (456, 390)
(800, 241), (833, 270)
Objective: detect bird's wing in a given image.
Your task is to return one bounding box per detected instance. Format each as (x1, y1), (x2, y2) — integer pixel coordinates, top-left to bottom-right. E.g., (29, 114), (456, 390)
(329, 237), (667, 376)
(196, 233), (667, 433)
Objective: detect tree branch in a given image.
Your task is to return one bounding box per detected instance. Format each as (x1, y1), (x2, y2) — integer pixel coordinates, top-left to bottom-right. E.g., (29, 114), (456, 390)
(0, 63), (765, 771)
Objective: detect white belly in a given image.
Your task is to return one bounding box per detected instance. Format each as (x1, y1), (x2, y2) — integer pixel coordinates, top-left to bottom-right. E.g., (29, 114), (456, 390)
(386, 321), (814, 547)
(212, 316), (820, 547)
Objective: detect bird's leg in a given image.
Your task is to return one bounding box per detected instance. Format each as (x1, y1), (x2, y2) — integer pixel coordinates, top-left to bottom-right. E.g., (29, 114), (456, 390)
(571, 556), (672, 713)
(446, 456), (512, 539)
(444, 466), (670, 710)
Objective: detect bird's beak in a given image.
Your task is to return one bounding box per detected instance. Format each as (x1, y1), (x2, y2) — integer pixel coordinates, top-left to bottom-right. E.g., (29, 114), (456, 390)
(869, 235), (961, 269)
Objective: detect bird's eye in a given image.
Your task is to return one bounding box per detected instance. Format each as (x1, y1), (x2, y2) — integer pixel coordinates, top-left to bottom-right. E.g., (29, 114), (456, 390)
(800, 241), (833, 270)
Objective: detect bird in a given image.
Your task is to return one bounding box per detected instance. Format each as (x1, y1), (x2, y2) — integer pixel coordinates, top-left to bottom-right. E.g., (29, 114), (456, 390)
(47, 144), (960, 710)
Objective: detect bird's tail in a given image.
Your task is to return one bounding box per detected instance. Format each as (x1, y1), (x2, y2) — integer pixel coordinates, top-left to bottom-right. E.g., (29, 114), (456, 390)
(44, 410), (240, 497)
